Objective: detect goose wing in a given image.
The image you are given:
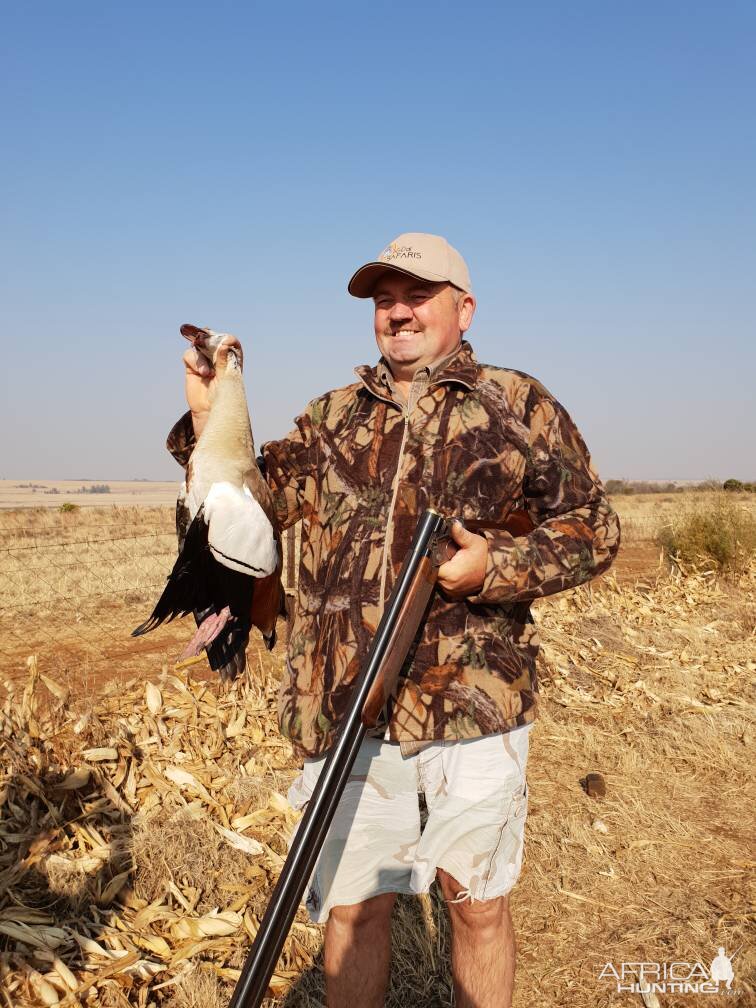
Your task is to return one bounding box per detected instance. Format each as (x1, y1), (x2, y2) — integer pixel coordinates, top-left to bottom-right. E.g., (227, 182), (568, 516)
(203, 481), (278, 576)
(132, 505), (211, 636)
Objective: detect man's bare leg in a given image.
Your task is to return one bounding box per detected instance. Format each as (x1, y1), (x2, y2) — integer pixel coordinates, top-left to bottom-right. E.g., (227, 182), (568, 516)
(323, 893), (396, 1008)
(438, 869), (516, 1008)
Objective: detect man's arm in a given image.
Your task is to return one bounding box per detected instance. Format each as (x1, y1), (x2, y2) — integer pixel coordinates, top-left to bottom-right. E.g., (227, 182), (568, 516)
(463, 390), (620, 606)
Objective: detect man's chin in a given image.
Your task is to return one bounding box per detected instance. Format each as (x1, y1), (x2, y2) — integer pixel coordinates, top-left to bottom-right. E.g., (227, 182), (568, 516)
(384, 342), (423, 363)
(388, 349), (421, 362)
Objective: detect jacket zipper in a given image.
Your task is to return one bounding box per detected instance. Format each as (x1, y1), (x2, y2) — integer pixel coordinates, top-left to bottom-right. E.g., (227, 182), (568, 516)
(378, 400), (412, 609)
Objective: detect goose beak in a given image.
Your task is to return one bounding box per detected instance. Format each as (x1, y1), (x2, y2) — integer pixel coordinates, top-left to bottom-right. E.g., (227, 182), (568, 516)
(181, 323), (210, 349)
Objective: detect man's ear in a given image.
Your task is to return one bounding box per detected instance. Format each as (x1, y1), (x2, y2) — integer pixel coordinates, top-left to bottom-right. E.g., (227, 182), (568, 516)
(458, 293), (476, 333)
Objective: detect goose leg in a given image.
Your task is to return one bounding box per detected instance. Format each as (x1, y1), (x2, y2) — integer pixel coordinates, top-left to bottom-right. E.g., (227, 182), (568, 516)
(178, 606), (233, 660)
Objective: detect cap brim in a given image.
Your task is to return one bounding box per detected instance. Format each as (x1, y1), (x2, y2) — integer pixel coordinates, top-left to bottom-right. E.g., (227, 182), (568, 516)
(347, 262), (453, 298)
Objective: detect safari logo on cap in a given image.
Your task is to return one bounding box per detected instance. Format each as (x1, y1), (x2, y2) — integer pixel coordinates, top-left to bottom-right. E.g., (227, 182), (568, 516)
(381, 242), (422, 262)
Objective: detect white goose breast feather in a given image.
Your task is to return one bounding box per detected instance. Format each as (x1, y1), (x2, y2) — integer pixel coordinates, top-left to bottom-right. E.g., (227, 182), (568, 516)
(203, 482), (278, 577)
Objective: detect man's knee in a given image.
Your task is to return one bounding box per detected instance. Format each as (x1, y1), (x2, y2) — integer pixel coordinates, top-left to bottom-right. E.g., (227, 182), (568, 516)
(437, 869), (510, 929)
(327, 892), (396, 932)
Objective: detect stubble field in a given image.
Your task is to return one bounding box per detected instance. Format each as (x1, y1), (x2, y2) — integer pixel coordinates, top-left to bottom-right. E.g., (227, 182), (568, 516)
(0, 493), (754, 1006)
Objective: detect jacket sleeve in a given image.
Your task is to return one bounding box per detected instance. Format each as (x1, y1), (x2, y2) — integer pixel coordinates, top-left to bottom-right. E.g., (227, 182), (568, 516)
(165, 406), (318, 532)
(166, 412), (196, 470)
(467, 390), (620, 605)
(260, 402), (319, 531)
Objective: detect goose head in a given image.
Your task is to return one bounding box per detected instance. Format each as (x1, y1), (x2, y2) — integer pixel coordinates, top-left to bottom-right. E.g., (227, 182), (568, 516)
(180, 323), (240, 369)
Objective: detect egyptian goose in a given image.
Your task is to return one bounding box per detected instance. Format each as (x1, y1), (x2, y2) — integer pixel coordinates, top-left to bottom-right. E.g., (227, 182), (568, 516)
(133, 325), (284, 679)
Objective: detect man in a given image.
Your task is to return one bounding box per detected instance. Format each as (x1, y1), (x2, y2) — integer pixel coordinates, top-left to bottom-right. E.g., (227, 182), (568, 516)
(169, 233), (620, 1007)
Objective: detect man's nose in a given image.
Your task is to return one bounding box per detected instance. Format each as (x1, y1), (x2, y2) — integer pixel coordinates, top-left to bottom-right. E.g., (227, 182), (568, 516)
(388, 301), (412, 321)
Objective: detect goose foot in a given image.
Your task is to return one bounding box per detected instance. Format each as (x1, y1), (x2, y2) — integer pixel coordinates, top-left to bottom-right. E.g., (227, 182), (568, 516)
(178, 606), (233, 659)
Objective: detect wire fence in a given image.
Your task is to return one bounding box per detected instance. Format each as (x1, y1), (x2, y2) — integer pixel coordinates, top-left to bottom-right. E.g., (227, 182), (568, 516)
(0, 516), (300, 685)
(0, 497), (666, 686)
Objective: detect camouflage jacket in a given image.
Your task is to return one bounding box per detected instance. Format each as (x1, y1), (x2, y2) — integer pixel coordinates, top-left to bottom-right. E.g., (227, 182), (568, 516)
(167, 340), (620, 757)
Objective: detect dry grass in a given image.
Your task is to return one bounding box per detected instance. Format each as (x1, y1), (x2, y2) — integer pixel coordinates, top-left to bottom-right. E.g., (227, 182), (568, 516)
(0, 501), (753, 1006)
(131, 806), (262, 914)
(610, 489), (756, 546)
(0, 507), (299, 690)
(657, 492), (756, 572)
(162, 964), (228, 1008)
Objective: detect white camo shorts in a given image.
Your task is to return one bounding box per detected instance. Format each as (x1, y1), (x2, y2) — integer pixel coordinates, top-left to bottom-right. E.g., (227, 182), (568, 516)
(287, 726), (531, 923)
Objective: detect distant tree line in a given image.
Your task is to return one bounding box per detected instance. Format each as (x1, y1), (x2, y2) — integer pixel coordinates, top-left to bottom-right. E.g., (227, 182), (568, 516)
(722, 479), (755, 492)
(606, 479), (755, 495)
(77, 484), (111, 494)
(13, 482), (113, 494)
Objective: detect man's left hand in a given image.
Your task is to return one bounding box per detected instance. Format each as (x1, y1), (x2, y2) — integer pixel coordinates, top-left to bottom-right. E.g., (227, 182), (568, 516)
(437, 520), (488, 599)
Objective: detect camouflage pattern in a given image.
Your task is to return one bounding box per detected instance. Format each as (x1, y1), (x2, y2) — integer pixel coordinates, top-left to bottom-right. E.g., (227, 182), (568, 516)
(167, 340), (620, 757)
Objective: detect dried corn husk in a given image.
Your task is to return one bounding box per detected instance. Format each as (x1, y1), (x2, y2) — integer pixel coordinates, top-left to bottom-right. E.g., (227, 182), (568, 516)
(59, 767), (91, 790)
(82, 747), (119, 762)
(213, 824), (264, 855)
(27, 967), (60, 1005)
(170, 911), (240, 941)
(145, 681), (163, 714)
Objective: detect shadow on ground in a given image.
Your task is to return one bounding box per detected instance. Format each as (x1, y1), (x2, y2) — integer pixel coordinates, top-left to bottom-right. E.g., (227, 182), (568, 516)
(277, 890), (454, 1008)
(0, 759), (135, 997)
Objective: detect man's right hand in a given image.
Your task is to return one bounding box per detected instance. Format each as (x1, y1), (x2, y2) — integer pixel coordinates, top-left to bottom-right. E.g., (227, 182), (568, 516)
(183, 335), (243, 439)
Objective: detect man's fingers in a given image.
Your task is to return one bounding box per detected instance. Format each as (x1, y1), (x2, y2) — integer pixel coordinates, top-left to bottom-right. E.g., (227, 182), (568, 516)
(437, 522), (488, 597)
(449, 518), (474, 546)
(214, 335), (243, 372)
(183, 346), (213, 379)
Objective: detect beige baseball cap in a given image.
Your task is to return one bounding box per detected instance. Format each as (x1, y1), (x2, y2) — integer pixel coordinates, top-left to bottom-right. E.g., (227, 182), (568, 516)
(348, 232), (472, 298)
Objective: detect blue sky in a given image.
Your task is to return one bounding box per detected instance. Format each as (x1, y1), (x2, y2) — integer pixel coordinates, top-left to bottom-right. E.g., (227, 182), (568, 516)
(1, 1), (753, 481)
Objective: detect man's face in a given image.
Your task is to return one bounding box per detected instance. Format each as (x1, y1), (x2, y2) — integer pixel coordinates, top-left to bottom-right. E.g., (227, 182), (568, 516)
(372, 272), (475, 376)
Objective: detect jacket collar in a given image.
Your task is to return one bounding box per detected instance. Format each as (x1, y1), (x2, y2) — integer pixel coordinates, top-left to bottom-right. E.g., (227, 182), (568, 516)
(354, 339), (479, 402)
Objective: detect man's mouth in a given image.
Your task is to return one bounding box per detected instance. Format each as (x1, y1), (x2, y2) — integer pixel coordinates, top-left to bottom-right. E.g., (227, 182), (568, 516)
(390, 329), (421, 337)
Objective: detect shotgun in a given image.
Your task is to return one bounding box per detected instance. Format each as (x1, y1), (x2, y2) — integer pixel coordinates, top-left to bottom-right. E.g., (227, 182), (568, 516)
(228, 506), (533, 1007)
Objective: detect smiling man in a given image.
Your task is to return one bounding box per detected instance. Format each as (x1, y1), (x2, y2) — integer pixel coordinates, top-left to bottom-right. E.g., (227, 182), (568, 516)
(171, 232), (620, 1007)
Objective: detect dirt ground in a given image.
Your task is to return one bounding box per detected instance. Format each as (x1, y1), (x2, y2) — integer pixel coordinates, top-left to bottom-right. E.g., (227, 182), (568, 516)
(0, 542), (661, 696)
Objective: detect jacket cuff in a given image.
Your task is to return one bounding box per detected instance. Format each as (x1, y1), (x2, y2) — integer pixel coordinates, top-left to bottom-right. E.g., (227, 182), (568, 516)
(466, 503), (620, 605)
(166, 411), (196, 470)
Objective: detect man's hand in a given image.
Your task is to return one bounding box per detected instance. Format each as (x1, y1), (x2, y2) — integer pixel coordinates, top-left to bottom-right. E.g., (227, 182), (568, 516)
(437, 520), (488, 599)
(183, 335), (243, 440)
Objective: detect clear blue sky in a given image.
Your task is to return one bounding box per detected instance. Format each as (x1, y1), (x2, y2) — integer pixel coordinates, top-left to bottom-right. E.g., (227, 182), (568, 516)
(1, 1), (753, 481)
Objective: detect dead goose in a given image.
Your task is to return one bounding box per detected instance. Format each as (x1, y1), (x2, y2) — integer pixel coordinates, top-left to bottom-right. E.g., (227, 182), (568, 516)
(132, 324), (284, 679)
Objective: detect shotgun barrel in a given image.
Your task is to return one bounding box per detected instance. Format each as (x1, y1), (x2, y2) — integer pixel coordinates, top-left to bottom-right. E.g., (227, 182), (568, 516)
(228, 508), (451, 1007)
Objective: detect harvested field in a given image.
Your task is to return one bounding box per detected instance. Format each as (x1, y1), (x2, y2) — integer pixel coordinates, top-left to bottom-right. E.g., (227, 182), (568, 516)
(0, 482), (178, 510)
(1, 498), (754, 1006)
